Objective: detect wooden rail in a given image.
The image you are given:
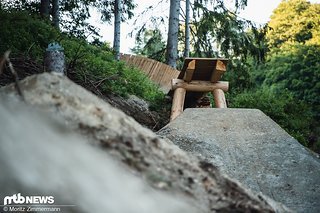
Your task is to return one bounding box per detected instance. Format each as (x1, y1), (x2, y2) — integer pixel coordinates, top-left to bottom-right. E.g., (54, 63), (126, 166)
(120, 54), (180, 93)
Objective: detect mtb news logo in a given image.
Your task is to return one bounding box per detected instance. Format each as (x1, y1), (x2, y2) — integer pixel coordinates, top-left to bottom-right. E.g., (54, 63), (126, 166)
(3, 193), (54, 205)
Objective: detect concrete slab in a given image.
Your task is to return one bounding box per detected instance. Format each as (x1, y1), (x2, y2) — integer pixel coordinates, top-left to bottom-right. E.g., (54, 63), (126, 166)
(158, 108), (320, 213)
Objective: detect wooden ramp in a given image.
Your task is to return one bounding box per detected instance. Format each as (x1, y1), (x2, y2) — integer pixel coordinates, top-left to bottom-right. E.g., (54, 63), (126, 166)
(120, 54), (180, 93)
(170, 58), (229, 121)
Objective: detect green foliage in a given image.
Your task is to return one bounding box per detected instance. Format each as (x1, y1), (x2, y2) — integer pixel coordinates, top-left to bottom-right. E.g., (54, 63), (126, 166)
(59, 0), (99, 38)
(97, 0), (136, 23)
(190, 0), (263, 61)
(61, 38), (165, 106)
(0, 10), (59, 59)
(262, 43), (320, 116)
(1, 0), (40, 13)
(228, 88), (313, 146)
(131, 28), (166, 62)
(267, 0), (320, 49)
(1, 0), (136, 39)
(223, 59), (254, 92)
(59, 0), (136, 38)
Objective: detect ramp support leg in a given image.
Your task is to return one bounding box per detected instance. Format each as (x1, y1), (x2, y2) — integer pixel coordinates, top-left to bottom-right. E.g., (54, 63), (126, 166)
(212, 89), (227, 108)
(170, 88), (186, 121)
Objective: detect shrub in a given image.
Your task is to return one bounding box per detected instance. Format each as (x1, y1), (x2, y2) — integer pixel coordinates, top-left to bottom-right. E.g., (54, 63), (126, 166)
(61, 38), (165, 107)
(0, 10), (59, 59)
(263, 44), (320, 116)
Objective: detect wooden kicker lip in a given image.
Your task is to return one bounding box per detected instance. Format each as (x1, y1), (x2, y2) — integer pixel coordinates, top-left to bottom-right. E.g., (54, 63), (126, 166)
(178, 58), (229, 83)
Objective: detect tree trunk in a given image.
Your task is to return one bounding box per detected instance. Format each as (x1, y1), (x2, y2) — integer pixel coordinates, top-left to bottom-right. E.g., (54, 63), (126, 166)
(40, 0), (50, 18)
(113, 0), (121, 61)
(52, 0), (60, 29)
(184, 0), (190, 58)
(166, 0), (180, 68)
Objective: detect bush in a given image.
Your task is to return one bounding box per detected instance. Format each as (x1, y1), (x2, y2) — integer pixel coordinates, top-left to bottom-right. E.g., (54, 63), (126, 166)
(228, 88), (313, 146)
(61, 38), (165, 106)
(0, 10), (59, 59)
(223, 59), (255, 92)
(257, 44), (320, 120)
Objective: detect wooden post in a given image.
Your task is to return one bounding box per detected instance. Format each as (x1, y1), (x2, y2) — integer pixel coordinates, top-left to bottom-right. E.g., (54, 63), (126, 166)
(183, 60), (195, 82)
(211, 60), (227, 82)
(212, 89), (227, 108)
(170, 87), (186, 121)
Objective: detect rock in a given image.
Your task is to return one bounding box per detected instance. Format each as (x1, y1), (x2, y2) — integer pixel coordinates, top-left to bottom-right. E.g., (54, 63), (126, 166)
(158, 108), (320, 213)
(0, 73), (289, 212)
(104, 94), (160, 130)
(0, 97), (194, 213)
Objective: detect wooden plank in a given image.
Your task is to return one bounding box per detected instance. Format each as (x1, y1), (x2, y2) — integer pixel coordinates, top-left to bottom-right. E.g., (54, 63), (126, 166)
(210, 60), (227, 82)
(178, 58), (229, 81)
(156, 66), (166, 84)
(172, 79), (229, 92)
(164, 69), (175, 85)
(120, 54), (129, 63)
(152, 62), (162, 80)
(148, 62), (157, 80)
(137, 56), (144, 68)
(164, 69), (179, 93)
(183, 59), (196, 82)
(120, 54), (180, 93)
(151, 62), (161, 82)
(212, 89), (227, 108)
(170, 87), (186, 121)
(146, 60), (155, 76)
(141, 60), (151, 76)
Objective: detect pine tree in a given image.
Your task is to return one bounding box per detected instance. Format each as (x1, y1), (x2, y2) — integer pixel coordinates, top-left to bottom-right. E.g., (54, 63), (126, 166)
(184, 0), (190, 58)
(113, 0), (121, 60)
(52, 0), (60, 29)
(40, 0), (50, 18)
(166, 0), (180, 68)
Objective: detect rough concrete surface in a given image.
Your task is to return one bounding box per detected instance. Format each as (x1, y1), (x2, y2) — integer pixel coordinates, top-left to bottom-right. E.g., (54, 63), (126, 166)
(104, 94), (161, 130)
(158, 108), (320, 213)
(0, 73), (290, 212)
(0, 98), (194, 213)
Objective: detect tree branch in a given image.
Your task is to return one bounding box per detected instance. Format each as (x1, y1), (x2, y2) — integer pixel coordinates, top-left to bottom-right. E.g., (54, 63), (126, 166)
(1, 51), (25, 101)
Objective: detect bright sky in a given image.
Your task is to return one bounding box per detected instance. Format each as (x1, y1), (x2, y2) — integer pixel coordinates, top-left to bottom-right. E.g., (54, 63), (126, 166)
(88, 0), (320, 54)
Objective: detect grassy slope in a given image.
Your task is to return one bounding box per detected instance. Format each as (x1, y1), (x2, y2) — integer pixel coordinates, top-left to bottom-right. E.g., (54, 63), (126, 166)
(0, 9), (168, 112)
